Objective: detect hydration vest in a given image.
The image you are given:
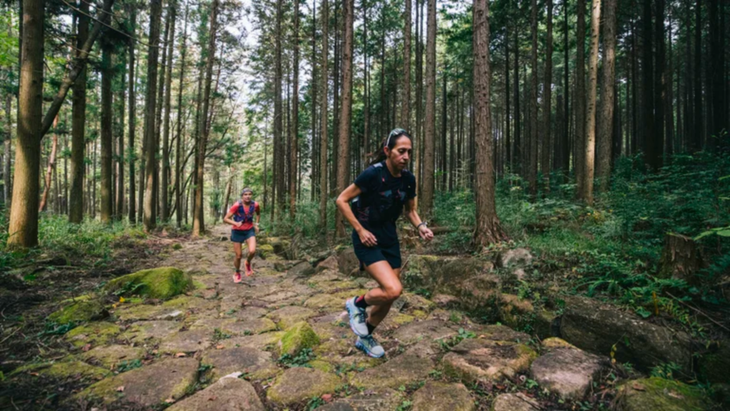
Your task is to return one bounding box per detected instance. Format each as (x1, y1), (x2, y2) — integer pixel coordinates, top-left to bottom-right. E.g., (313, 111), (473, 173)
(350, 162), (409, 225)
(234, 201), (256, 223)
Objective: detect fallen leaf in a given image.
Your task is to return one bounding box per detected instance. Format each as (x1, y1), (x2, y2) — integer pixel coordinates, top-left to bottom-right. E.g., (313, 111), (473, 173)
(667, 390), (685, 399)
(175, 353), (186, 358)
(207, 396), (217, 401)
(119, 297), (125, 303)
(631, 383), (645, 391)
(321, 394), (333, 403)
(165, 398), (175, 404)
(30, 372), (39, 377)
(216, 344), (225, 349)
(82, 344), (92, 352)
(116, 386), (125, 392)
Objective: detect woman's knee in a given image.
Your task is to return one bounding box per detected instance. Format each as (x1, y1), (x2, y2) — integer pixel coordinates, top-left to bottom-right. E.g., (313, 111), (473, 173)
(384, 283), (403, 302)
(247, 249), (256, 258)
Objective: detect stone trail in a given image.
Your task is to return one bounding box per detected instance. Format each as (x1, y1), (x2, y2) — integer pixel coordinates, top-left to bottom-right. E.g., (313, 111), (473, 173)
(11, 226), (717, 410)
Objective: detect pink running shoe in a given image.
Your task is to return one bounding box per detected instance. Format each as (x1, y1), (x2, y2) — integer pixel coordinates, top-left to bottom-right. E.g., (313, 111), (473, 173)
(245, 262), (254, 277)
(233, 271), (242, 283)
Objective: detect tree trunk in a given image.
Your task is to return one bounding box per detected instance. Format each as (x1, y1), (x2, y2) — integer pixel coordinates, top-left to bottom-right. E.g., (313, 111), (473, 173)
(505, 24), (511, 173)
(335, 0), (354, 237)
(128, 6), (136, 223)
(709, 0), (724, 141)
(692, 0), (702, 152)
(290, 0), (300, 220)
(4, 94), (11, 206)
(39, 117), (58, 213)
(415, 0), (424, 195)
(319, 0), (329, 232)
(541, 0), (553, 192)
(596, 0), (617, 191)
(69, 0), (90, 223)
(274, 0), (284, 219)
(116, 51), (126, 220)
(440, 73), (447, 191)
(575, 0), (586, 197)
(311, 0), (318, 202)
(402, 0), (412, 131)
(421, 0), (436, 217)
(560, 0), (570, 176)
(362, 0), (369, 165)
(192, 0), (219, 236)
(143, 0), (163, 230)
(162, 0), (177, 222)
(100, 44), (113, 223)
(582, 0), (601, 205)
(528, 0), (538, 197)
(653, 0), (665, 168)
(514, 23), (521, 175)
(176, 2), (189, 228)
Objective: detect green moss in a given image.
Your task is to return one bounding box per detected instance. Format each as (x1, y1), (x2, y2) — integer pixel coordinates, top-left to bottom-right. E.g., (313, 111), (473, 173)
(616, 377), (709, 411)
(309, 360), (334, 373)
(48, 300), (107, 325)
(258, 244), (275, 257)
(104, 267), (192, 300)
(392, 314), (416, 325)
(192, 280), (207, 290)
(11, 360), (109, 381)
(172, 243), (183, 250)
(65, 322), (121, 348)
(279, 321), (320, 356)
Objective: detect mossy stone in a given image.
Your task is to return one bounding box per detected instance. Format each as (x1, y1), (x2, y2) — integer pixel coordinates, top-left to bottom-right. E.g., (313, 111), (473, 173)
(48, 299), (107, 326)
(279, 321), (320, 356)
(65, 322), (121, 348)
(104, 267), (192, 300)
(614, 377), (709, 411)
(11, 360), (109, 381)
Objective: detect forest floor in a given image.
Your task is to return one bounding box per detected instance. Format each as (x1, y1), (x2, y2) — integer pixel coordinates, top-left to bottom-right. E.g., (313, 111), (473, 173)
(0, 224), (724, 410)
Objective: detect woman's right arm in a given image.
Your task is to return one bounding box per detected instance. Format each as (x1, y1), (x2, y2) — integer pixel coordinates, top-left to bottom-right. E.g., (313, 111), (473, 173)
(223, 210), (240, 227)
(335, 184), (378, 247)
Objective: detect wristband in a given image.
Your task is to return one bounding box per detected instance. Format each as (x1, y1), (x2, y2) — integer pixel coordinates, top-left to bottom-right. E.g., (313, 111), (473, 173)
(416, 222), (427, 230)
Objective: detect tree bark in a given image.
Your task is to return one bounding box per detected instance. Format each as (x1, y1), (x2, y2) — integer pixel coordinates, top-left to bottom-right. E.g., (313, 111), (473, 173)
(274, 0), (284, 218)
(116, 51), (126, 220)
(402, 0), (412, 131)
(4, 94), (11, 206)
(144, 0), (163, 231)
(692, 0), (702, 152)
(336, 0), (354, 237)
(162, 0), (177, 222)
(176, 2), (189, 228)
(541, 0), (553, 192)
(528, 0), (538, 196)
(575, 0), (586, 197)
(422, 0), (436, 217)
(128, 6), (136, 223)
(39, 117), (59, 213)
(596, 0), (617, 191)
(473, 0), (505, 248)
(100, 44), (113, 223)
(319, 0), (329, 232)
(69, 0), (90, 223)
(290, 0), (300, 219)
(582, 0), (601, 205)
(192, 0), (219, 236)
(8, 0), (43, 247)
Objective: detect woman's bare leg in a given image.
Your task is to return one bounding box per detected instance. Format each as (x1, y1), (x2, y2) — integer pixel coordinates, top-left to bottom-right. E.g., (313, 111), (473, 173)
(362, 262), (402, 327)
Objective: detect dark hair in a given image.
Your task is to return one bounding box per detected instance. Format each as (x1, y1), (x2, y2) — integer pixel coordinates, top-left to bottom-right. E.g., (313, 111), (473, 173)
(240, 187), (253, 196)
(369, 128), (412, 165)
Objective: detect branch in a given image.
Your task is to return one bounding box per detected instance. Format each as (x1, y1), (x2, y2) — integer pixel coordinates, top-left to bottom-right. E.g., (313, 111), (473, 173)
(40, 0), (115, 138)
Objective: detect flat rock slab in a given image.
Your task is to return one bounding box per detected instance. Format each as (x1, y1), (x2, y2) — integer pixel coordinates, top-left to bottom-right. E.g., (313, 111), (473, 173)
(411, 381), (475, 411)
(78, 358), (199, 406)
(476, 324), (531, 343)
(443, 338), (537, 384)
(122, 320), (181, 343)
(315, 389), (405, 410)
(350, 347), (434, 390)
(530, 347), (607, 400)
(266, 367), (342, 406)
(491, 393), (541, 411)
(81, 345), (146, 369)
(201, 347), (278, 380)
(266, 305), (318, 329)
(217, 332), (285, 350)
(159, 329), (213, 353)
(391, 319), (458, 346)
(167, 376), (265, 411)
(191, 317), (277, 336)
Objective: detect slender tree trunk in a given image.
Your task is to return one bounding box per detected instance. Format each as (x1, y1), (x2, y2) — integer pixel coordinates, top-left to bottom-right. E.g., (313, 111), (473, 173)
(100, 45), (113, 223)
(415, 0), (424, 195)
(575, 0), (586, 196)
(363, 0), (369, 165)
(176, 2), (189, 228)
(273, 0), (284, 219)
(653, 0), (665, 167)
(192, 0), (219, 236)
(528, 0), (538, 196)
(4, 95), (11, 206)
(541, 0), (553, 192)
(596, 0), (617, 191)
(162, 0), (177, 222)
(582, 0), (601, 204)
(69, 0), (90, 223)
(692, 0), (702, 152)
(290, 0), (300, 219)
(116, 51), (126, 220)
(128, 6), (136, 223)
(422, 0), (436, 217)
(333, 4), (342, 197)
(311, 0), (318, 202)
(561, 0), (570, 176)
(709, 0), (723, 141)
(514, 24), (521, 175)
(440, 73), (448, 191)
(319, 0), (329, 232)
(505, 24), (511, 173)
(39, 117), (59, 212)
(336, 0), (354, 237)
(402, 0), (412, 131)
(641, 0), (656, 169)
(143, 0), (163, 230)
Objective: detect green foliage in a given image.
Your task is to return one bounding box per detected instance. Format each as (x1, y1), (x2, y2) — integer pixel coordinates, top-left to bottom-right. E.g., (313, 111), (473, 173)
(650, 362), (683, 379)
(116, 359), (142, 373)
(212, 328), (231, 341)
(277, 347), (315, 368)
(306, 395), (326, 410)
(438, 328), (476, 351)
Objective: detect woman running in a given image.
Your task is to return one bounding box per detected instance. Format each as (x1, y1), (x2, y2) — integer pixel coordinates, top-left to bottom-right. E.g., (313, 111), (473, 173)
(335, 128), (434, 358)
(223, 188), (260, 283)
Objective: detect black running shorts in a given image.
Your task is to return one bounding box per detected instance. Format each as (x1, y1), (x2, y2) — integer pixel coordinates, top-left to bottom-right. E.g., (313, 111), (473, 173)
(352, 230), (402, 269)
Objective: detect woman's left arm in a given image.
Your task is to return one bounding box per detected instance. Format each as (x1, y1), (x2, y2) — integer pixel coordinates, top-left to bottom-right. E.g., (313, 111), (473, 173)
(404, 197), (434, 241)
